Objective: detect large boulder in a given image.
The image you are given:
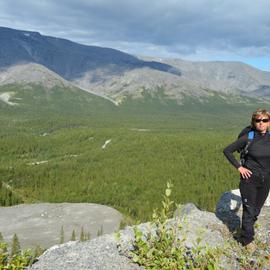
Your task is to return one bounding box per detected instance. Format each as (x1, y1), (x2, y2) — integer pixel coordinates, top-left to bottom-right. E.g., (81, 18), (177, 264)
(174, 203), (229, 248)
(29, 235), (143, 270)
(216, 189), (270, 234)
(0, 203), (122, 249)
(118, 203), (229, 256)
(216, 189), (242, 231)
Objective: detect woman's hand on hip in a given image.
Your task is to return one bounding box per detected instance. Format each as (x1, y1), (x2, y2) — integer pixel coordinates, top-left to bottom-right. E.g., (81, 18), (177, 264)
(238, 166), (252, 179)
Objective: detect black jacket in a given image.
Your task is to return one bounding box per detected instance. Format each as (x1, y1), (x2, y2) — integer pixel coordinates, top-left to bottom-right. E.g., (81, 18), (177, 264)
(223, 131), (270, 174)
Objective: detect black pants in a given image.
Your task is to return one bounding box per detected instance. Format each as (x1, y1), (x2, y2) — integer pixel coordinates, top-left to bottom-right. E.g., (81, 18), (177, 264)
(239, 173), (270, 245)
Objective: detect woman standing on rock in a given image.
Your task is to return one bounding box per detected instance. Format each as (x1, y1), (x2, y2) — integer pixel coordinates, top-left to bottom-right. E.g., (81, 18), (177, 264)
(223, 108), (270, 252)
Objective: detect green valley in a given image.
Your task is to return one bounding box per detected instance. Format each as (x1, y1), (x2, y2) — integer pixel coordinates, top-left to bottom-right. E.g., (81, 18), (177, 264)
(0, 83), (269, 222)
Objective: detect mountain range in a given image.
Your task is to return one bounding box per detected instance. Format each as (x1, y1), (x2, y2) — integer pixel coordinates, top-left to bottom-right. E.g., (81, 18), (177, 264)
(1, 26), (270, 107)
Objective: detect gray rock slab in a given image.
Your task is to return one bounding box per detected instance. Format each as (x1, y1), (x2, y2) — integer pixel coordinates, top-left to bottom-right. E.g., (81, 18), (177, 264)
(0, 203), (122, 249)
(118, 204), (229, 255)
(29, 234), (143, 270)
(174, 204), (229, 248)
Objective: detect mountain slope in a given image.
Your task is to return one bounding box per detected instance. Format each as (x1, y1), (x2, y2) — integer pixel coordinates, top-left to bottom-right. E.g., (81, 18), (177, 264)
(145, 56), (270, 95)
(70, 51), (270, 102)
(0, 63), (118, 105)
(0, 27), (180, 80)
(1, 26), (270, 104)
(0, 63), (70, 89)
(0, 64), (119, 121)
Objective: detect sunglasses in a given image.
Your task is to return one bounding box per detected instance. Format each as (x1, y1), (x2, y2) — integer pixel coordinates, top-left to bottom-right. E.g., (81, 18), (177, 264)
(255, 118), (270, 123)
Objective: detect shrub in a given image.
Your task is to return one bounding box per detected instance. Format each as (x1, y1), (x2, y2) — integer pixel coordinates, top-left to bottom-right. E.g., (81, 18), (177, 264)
(0, 233), (44, 270)
(0, 241), (35, 270)
(130, 182), (222, 269)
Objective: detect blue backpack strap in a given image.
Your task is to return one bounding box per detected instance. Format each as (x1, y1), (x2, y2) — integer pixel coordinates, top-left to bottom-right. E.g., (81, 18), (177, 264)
(240, 130), (254, 166)
(248, 130), (254, 140)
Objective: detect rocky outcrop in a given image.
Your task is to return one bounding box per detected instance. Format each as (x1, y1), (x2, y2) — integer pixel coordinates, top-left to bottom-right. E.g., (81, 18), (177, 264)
(28, 192), (270, 270)
(30, 203), (230, 270)
(29, 235), (143, 270)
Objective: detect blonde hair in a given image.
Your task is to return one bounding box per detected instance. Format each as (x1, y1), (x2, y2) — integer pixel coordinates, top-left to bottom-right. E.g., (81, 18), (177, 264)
(251, 108), (270, 128)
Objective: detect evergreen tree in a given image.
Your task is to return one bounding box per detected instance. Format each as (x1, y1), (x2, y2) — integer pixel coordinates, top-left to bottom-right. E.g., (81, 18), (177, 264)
(0, 232), (3, 242)
(80, 227), (85, 242)
(11, 233), (20, 256)
(86, 232), (91, 241)
(34, 245), (45, 259)
(70, 229), (76, 241)
(97, 225), (103, 237)
(59, 226), (64, 244)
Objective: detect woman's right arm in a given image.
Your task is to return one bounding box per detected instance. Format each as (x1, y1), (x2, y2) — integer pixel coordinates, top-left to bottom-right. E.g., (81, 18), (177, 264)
(223, 135), (252, 179)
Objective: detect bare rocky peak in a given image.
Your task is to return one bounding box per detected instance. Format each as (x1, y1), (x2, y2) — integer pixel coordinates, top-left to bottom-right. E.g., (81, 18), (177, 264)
(0, 63), (72, 89)
(138, 55), (270, 95)
(73, 67), (211, 104)
(73, 55), (270, 102)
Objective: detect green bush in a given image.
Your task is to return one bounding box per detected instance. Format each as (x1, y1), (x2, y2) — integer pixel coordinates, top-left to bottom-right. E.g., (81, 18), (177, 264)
(0, 238), (42, 270)
(130, 182), (220, 269)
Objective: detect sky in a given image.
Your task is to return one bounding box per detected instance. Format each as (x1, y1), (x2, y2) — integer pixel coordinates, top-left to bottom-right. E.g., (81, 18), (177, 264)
(1, 0), (270, 71)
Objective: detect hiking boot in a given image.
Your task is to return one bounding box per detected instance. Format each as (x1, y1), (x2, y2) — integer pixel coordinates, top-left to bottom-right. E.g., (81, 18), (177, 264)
(245, 242), (257, 254)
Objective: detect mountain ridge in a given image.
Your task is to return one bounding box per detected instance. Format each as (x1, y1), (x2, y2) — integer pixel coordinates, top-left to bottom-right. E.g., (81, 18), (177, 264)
(0, 26), (180, 79)
(1, 26), (270, 104)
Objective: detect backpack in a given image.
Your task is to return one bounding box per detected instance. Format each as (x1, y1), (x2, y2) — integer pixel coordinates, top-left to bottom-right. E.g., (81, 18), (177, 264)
(238, 126), (254, 165)
(238, 125), (252, 139)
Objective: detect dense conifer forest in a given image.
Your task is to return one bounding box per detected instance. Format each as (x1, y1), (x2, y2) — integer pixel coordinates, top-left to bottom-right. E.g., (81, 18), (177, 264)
(0, 84), (268, 222)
